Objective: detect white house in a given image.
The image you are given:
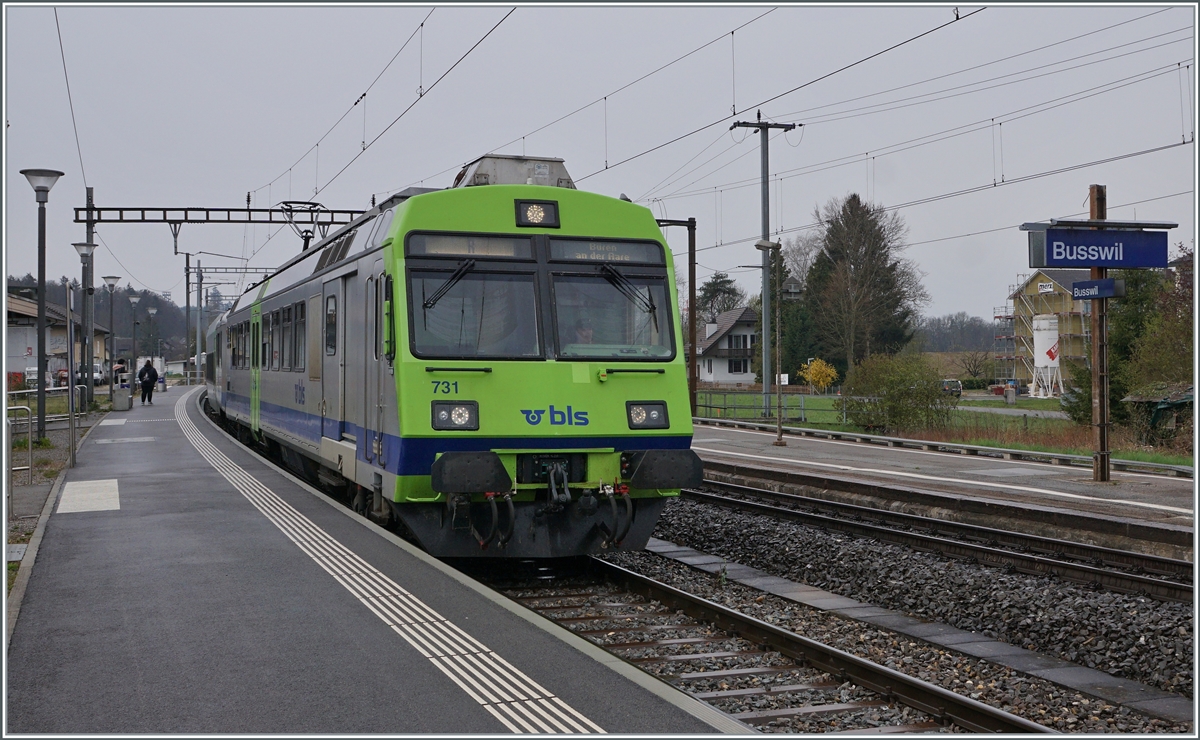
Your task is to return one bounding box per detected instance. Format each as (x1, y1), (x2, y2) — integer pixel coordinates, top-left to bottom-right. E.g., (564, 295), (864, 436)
(695, 306), (758, 384)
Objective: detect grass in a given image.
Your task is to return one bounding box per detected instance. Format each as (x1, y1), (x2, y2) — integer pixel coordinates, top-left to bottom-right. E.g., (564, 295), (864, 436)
(7, 562), (17, 595)
(959, 397), (1063, 412)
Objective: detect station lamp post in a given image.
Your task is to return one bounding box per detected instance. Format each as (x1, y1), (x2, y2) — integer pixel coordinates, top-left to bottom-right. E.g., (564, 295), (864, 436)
(102, 275), (121, 404)
(147, 307), (158, 363)
(129, 294), (141, 403)
(20, 168), (65, 441)
(72, 243), (96, 399)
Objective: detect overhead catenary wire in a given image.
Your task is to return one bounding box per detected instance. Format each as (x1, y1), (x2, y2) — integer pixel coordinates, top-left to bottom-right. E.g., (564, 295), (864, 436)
(376, 8), (778, 198)
(576, 7), (987, 182)
(671, 139), (1194, 261)
(653, 60), (1191, 204)
(53, 8), (87, 187)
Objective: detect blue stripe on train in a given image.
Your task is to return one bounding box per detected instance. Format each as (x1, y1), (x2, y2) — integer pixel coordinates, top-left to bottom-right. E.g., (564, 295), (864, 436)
(222, 391), (692, 477)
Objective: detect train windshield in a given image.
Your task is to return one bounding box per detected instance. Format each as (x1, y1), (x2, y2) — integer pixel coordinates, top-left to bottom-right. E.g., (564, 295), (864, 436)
(553, 275), (673, 359)
(409, 271), (540, 358)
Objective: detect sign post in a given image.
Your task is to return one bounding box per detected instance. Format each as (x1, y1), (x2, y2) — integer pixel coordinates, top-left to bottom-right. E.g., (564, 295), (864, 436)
(1020, 186), (1177, 483)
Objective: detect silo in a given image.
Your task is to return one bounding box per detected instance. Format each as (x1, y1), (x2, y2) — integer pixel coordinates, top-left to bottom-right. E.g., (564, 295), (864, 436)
(1030, 314), (1062, 398)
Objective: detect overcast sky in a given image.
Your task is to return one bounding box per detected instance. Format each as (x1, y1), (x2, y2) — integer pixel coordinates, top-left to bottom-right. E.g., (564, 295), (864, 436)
(5, 3), (1196, 320)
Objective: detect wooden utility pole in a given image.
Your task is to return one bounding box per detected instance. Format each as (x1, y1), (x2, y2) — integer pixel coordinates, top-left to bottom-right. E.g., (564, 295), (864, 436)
(1089, 184), (1110, 482)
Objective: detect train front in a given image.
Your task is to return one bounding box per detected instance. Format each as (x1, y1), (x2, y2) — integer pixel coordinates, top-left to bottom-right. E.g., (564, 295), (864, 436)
(386, 157), (701, 558)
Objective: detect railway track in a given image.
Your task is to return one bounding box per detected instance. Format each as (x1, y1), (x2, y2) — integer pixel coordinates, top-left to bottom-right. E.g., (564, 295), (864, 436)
(685, 481), (1193, 603)
(469, 558), (1051, 734)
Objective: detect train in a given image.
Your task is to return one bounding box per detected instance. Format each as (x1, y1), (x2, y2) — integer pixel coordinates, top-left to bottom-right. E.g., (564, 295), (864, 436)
(204, 154), (702, 558)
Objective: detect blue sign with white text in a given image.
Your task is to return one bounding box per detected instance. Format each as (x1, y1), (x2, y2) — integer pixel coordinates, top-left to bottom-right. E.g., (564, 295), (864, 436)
(1032, 228), (1168, 268)
(1071, 279), (1126, 300)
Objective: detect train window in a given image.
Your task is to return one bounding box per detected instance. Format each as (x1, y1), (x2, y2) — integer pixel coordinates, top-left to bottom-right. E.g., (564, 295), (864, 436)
(325, 295), (337, 355)
(294, 302), (306, 372)
(407, 233), (532, 259)
(308, 297), (321, 379)
(281, 307), (292, 370)
(549, 238), (664, 264)
(252, 323), (260, 369)
(409, 271), (539, 358)
(552, 275), (674, 360)
(239, 323), (246, 369)
(371, 209), (395, 248)
(271, 310), (282, 370)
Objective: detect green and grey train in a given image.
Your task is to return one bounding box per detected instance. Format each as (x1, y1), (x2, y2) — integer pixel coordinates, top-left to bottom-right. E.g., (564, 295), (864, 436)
(205, 155), (702, 558)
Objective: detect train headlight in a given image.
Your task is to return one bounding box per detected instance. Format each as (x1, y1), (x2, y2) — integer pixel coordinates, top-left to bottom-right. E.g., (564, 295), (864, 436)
(626, 401), (669, 430)
(515, 200), (560, 228)
(432, 401), (479, 431)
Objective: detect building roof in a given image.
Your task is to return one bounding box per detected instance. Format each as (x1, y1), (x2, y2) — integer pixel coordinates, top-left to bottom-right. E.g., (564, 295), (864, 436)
(1008, 269), (1092, 299)
(6, 294), (109, 334)
(697, 306), (758, 355)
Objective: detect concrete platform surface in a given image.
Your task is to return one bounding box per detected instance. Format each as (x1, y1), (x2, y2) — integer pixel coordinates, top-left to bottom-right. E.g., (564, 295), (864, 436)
(6, 389), (739, 734)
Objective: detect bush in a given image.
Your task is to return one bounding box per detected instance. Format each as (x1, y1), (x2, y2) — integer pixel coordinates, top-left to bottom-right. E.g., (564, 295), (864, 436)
(961, 377), (989, 390)
(844, 354), (956, 433)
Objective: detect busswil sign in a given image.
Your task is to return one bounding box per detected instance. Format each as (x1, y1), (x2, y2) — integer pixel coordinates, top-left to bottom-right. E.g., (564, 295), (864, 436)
(1071, 279), (1126, 300)
(1029, 228), (1167, 268)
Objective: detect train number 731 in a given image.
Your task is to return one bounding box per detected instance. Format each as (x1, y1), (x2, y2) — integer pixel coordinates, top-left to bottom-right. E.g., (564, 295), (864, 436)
(431, 381), (459, 394)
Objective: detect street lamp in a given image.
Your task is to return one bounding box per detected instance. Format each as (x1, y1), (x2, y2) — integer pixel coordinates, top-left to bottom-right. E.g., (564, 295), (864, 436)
(21, 168), (65, 441)
(147, 306), (158, 360)
(72, 243), (96, 400)
(103, 275), (121, 404)
(129, 294), (140, 403)
(756, 239), (786, 447)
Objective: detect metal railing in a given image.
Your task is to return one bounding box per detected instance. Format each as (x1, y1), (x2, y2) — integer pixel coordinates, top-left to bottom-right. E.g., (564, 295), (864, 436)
(7, 406), (33, 490)
(696, 391), (849, 425)
(7, 386), (90, 427)
(693, 416), (1194, 478)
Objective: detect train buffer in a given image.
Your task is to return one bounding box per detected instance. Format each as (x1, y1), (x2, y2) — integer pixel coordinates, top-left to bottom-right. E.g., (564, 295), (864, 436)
(6, 388), (742, 734)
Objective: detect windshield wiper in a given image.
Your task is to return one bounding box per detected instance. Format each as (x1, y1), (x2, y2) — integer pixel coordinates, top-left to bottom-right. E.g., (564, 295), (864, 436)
(423, 259), (476, 309)
(600, 263), (658, 320)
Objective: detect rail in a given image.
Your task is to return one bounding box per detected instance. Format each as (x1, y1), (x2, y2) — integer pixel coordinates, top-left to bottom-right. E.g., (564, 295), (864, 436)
(590, 559), (1053, 734)
(7, 406), (33, 489)
(694, 416), (1194, 478)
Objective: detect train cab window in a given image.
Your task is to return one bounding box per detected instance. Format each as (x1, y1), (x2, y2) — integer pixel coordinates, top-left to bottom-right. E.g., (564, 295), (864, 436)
(552, 274), (673, 360)
(325, 296), (337, 355)
(281, 307), (292, 370)
(294, 302), (306, 372)
(409, 271), (540, 358)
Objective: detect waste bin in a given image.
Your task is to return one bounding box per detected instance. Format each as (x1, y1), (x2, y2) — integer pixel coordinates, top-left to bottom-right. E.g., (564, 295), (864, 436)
(1004, 387), (1017, 405)
(111, 392), (131, 411)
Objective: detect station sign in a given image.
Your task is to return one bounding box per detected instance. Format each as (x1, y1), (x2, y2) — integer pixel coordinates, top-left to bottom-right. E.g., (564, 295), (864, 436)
(1071, 279), (1126, 300)
(1029, 228), (1167, 268)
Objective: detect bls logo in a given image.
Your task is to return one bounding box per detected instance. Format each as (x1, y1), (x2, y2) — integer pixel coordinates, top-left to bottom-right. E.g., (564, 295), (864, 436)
(521, 405), (589, 426)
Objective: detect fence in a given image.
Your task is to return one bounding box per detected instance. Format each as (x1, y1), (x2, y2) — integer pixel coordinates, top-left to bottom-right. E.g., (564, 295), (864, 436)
(696, 390), (849, 425)
(7, 385), (90, 427)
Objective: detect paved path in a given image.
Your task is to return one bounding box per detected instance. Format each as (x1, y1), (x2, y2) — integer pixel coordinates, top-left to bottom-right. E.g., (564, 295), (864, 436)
(7, 389), (737, 734)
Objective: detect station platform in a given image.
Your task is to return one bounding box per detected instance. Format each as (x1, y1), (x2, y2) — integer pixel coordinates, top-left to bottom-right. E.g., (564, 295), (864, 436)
(690, 423), (1195, 525)
(6, 389), (742, 734)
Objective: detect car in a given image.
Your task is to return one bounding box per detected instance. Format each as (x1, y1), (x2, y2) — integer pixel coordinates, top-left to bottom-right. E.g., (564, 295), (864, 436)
(23, 368), (50, 389)
(941, 379), (963, 397)
(76, 363), (106, 387)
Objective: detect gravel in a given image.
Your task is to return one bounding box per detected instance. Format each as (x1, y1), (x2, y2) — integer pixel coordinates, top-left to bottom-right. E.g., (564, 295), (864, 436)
(602, 549), (1193, 733)
(648, 498), (1194, 698)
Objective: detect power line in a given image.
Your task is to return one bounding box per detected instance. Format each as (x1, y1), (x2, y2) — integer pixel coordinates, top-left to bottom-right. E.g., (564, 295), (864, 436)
(576, 7), (987, 182)
(251, 8), (436, 197)
(316, 8), (515, 198)
(376, 8), (778, 198)
(652, 59), (1191, 204)
(672, 139), (1194, 260)
(53, 9), (87, 187)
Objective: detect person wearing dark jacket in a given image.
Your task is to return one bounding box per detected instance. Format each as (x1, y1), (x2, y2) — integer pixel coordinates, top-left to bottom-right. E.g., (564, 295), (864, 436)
(137, 360), (159, 405)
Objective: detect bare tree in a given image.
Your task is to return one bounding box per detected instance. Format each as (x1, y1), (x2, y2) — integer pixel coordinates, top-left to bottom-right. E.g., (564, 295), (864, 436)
(956, 349), (991, 378)
(783, 231), (822, 292)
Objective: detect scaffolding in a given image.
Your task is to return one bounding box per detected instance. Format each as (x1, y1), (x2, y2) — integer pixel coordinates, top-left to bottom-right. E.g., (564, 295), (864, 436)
(997, 273), (1090, 387)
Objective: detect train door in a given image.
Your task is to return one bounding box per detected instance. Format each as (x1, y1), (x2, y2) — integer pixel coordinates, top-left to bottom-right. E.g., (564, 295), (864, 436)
(364, 259), (384, 469)
(321, 279), (343, 440)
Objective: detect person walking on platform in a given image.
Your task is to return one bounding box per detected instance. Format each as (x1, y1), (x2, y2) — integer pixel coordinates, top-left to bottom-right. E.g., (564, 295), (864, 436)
(137, 360), (159, 405)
